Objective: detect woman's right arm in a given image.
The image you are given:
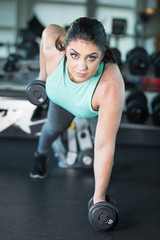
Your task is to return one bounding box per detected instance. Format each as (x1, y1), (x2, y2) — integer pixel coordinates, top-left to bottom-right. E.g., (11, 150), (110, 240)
(38, 24), (66, 81)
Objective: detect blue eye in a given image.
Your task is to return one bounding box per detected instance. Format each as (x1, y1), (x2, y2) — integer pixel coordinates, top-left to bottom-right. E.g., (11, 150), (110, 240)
(88, 56), (96, 61)
(71, 53), (78, 59)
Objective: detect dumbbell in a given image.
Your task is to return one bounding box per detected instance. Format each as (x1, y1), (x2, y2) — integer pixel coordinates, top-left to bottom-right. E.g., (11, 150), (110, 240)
(88, 195), (119, 231)
(126, 47), (150, 75)
(150, 51), (160, 78)
(77, 149), (93, 168)
(126, 91), (148, 124)
(151, 94), (160, 126)
(26, 80), (49, 106)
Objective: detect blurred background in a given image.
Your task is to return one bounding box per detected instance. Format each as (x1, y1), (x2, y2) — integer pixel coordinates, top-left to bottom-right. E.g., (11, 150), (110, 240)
(0, 0), (159, 60)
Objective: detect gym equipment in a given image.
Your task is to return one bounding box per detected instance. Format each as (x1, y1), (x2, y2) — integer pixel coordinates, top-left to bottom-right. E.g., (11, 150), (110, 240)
(17, 29), (39, 59)
(88, 195), (119, 231)
(65, 123), (78, 166)
(52, 119), (94, 169)
(126, 90), (148, 124)
(76, 119), (94, 168)
(150, 51), (160, 78)
(126, 47), (150, 75)
(112, 18), (127, 35)
(28, 15), (45, 37)
(16, 16), (44, 59)
(139, 77), (160, 92)
(151, 94), (160, 126)
(77, 149), (94, 169)
(26, 80), (49, 106)
(3, 54), (22, 72)
(53, 125), (78, 167)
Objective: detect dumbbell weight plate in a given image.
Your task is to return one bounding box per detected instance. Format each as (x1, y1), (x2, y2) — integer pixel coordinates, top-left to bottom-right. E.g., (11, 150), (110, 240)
(126, 91), (148, 124)
(26, 80), (49, 106)
(152, 94), (160, 126)
(127, 102), (147, 124)
(126, 90), (147, 105)
(152, 51), (160, 78)
(126, 47), (150, 75)
(88, 195), (119, 231)
(78, 149), (93, 168)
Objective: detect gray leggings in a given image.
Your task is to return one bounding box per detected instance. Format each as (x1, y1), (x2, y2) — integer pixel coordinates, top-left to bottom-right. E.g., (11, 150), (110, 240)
(37, 101), (97, 155)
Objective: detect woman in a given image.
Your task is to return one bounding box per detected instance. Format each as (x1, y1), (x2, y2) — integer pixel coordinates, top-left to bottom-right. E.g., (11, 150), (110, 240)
(30, 17), (125, 208)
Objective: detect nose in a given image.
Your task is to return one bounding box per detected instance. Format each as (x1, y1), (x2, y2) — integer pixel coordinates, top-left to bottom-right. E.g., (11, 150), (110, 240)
(78, 60), (87, 71)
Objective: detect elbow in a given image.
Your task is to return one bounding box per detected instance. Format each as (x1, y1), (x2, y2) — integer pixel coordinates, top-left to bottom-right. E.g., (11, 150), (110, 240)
(94, 141), (115, 157)
(94, 141), (106, 151)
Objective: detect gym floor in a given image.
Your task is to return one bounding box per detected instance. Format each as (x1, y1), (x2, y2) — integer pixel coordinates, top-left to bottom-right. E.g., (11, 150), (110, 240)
(0, 137), (160, 240)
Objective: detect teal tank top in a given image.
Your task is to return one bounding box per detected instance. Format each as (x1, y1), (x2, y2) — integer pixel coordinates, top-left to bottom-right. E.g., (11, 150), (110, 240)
(46, 56), (104, 119)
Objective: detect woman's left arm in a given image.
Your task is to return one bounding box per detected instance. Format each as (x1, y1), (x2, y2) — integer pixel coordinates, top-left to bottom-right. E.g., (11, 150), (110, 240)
(93, 65), (125, 204)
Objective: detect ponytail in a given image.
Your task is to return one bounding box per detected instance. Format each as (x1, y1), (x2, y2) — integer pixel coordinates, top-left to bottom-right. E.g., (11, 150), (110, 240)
(102, 47), (117, 64)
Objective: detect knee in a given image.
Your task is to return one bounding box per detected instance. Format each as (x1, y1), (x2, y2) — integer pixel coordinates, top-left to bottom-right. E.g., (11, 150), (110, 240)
(44, 121), (62, 137)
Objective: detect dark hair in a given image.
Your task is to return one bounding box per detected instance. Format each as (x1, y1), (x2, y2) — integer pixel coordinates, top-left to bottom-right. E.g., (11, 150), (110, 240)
(56, 17), (116, 64)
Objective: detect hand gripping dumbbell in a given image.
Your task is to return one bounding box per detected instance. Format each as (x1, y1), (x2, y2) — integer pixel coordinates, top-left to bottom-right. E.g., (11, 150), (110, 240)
(26, 80), (49, 106)
(88, 195), (119, 231)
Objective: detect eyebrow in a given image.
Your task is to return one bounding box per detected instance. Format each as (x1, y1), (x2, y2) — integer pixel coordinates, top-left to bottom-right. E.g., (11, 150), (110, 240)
(70, 48), (98, 56)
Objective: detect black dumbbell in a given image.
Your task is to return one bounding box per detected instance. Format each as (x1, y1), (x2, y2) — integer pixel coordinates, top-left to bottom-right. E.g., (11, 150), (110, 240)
(126, 47), (150, 75)
(77, 149), (93, 168)
(151, 94), (160, 126)
(26, 80), (49, 106)
(150, 51), (160, 78)
(88, 195), (119, 231)
(126, 90), (148, 124)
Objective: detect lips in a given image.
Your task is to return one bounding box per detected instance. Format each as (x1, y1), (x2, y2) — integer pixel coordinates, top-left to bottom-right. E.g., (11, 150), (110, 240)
(76, 72), (86, 78)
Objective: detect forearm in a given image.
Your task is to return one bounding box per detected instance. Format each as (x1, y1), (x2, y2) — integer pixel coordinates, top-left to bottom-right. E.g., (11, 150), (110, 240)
(93, 144), (115, 203)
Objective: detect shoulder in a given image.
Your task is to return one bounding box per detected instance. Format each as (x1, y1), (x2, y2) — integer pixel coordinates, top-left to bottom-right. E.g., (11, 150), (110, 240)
(97, 63), (125, 110)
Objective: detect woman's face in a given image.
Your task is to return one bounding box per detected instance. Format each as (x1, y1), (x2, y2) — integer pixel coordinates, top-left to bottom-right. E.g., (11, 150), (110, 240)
(65, 39), (103, 83)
